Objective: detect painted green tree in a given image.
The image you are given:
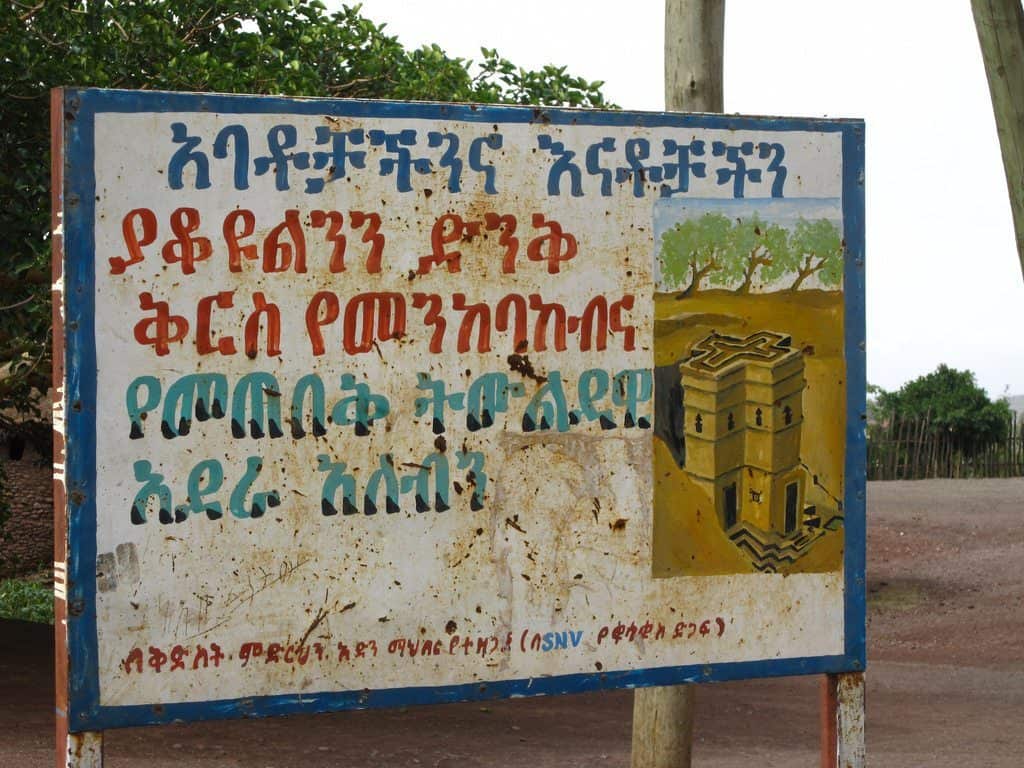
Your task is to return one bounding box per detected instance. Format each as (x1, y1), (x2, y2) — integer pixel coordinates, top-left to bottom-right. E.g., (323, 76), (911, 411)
(0, 0), (611, 452)
(784, 218), (844, 290)
(662, 212), (844, 295)
(658, 212), (733, 295)
(718, 213), (790, 293)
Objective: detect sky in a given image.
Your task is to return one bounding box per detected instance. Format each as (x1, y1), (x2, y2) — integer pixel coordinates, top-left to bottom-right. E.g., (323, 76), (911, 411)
(346, 0), (1024, 398)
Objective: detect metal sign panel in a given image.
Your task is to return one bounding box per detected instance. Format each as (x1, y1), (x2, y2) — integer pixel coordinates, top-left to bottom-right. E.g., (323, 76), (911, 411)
(54, 89), (865, 731)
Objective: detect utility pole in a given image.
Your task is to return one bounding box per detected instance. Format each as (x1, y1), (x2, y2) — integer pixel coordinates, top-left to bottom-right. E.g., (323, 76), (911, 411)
(664, 0), (725, 114)
(630, 3), (724, 768)
(972, 0), (1024, 282)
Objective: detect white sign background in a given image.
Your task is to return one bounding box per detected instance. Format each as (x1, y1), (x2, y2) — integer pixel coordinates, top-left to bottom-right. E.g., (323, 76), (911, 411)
(87, 108), (845, 707)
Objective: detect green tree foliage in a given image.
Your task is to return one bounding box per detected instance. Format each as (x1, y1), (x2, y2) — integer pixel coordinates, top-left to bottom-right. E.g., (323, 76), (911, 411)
(658, 213), (843, 294)
(0, 1), (612, 451)
(782, 218), (844, 290)
(875, 365), (1012, 449)
(658, 212), (732, 295)
(0, 578), (53, 623)
(723, 213), (789, 293)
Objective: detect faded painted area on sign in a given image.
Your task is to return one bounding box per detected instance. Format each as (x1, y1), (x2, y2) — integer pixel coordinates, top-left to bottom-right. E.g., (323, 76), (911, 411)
(652, 195), (847, 577)
(56, 90), (864, 728)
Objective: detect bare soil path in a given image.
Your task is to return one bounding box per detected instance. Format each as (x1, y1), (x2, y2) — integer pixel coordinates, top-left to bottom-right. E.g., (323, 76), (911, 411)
(2, 479), (1022, 767)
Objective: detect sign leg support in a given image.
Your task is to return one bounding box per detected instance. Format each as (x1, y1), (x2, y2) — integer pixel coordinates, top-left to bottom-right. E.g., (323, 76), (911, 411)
(821, 672), (865, 768)
(59, 728), (103, 768)
(631, 685), (696, 768)
(57, 708), (101, 768)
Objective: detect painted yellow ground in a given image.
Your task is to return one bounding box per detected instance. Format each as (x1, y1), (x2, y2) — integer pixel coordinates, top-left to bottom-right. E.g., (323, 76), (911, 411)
(653, 289), (845, 577)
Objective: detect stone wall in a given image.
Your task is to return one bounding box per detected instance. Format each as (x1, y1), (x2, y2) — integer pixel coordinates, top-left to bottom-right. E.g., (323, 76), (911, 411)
(0, 447), (52, 577)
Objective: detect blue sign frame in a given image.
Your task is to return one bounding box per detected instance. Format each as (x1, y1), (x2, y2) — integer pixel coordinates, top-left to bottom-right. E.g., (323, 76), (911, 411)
(57, 88), (865, 732)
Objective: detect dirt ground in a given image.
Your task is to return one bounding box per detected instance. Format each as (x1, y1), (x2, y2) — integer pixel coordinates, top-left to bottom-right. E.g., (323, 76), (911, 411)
(2, 478), (1022, 767)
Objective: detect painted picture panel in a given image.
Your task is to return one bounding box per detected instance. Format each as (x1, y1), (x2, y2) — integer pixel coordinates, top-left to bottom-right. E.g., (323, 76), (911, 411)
(54, 89), (865, 731)
(652, 198), (847, 577)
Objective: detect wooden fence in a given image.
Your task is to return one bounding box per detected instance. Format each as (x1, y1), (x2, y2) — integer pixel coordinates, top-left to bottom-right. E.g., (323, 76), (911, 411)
(867, 414), (1024, 480)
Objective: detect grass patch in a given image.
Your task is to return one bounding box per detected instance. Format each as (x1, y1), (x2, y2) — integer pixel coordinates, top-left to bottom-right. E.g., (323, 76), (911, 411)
(867, 579), (926, 611)
(0, 578), (53, 624)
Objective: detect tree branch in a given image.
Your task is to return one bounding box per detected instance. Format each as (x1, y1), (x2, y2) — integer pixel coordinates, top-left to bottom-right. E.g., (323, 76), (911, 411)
(0, 296), (34, 312)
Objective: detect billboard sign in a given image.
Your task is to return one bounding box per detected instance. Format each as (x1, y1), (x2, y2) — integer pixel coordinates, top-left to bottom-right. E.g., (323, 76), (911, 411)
(53, 89), (865, 731)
